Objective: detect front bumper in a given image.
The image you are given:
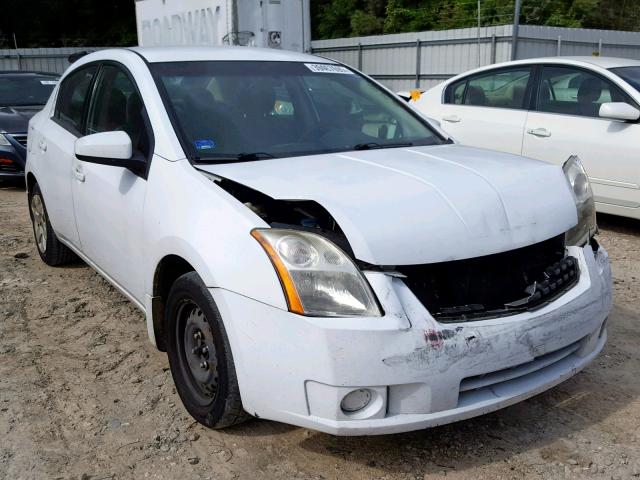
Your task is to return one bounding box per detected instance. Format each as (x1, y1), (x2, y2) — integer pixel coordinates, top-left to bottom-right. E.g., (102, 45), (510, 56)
(212, 243), (612, 435)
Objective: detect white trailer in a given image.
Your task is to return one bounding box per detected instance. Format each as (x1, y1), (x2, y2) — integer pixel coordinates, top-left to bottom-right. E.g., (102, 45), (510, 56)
(135, 0), (311, 53)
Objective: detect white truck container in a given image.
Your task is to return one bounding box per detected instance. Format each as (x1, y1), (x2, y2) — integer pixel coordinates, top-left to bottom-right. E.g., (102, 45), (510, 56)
(135, 0), (311, 53)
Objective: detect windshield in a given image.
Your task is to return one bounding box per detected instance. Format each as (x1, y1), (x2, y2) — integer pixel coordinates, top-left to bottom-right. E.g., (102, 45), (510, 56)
(0, 75), (58, 107)
(151, 61), (443, 162)
(610, 66), (640, 93)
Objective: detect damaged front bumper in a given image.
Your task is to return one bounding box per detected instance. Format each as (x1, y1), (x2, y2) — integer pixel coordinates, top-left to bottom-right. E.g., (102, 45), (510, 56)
(212, 243), (612, 436)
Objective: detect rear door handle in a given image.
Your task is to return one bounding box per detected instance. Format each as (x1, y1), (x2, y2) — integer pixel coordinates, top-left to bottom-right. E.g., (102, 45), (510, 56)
(442, 115), (461, 123)
(38, 139), (47, 152)
(73, 166), (85, 183)
(527, 128), (551, 138)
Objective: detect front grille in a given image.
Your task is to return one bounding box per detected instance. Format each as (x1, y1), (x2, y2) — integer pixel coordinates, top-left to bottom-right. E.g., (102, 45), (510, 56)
(397, 234), (579, 322)
(10, 133), (27, 148)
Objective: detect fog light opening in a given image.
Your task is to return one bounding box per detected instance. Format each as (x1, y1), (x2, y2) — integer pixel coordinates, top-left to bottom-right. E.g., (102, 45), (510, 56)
(340, 388), (372, 414)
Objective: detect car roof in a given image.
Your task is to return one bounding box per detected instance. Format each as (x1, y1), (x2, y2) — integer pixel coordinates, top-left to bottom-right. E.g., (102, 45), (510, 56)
(474, 56), (640, 72)
(128, 46), (334, 64)
(437, 56), (640, 88)
(527, 56), (640, 69)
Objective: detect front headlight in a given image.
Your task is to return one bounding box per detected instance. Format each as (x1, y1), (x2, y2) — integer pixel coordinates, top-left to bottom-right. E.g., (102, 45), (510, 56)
(0, 133), (12, 146)
(563, 155), (597, 246)
(252, 228), (382, 317)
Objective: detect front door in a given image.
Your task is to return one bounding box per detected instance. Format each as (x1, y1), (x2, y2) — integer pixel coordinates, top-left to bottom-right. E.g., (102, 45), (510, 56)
(522, 65), (640, 214)
(71, 63), (152, 303)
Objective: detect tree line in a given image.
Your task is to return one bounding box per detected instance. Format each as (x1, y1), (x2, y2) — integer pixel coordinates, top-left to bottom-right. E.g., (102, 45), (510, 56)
(312, 0), (640, 39)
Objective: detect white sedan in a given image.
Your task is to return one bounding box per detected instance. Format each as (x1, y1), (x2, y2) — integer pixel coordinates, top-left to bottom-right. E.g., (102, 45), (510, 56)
(26, 47), (611, 436)
(410, 56), (640, 220)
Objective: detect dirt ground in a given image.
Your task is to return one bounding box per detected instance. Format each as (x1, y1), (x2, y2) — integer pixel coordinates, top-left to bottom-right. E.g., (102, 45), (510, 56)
(1, 183), (639, 480)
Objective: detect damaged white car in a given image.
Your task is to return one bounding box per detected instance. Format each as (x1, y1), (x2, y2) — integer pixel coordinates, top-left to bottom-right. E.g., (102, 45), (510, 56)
(25, 47), (612, 436)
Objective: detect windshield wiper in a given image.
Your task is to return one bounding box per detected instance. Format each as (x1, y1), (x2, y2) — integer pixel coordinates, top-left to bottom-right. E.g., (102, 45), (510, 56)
(353, 142), (413, 150)
(193, 152), (276, 164)
(234, 152), (276, 162)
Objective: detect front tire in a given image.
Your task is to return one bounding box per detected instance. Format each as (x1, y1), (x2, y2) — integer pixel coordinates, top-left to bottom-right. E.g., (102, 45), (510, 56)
(166, 272), (249, 429)
(28, 183), (77, 266)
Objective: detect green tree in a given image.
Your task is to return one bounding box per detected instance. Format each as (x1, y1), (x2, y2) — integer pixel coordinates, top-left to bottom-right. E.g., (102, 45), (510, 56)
(0, 0), (136, 47)
(351, 10), (385, 36)
(313, 0), (359, 39)
(312, 0), (640, 40)
(384, 0), (438, 33)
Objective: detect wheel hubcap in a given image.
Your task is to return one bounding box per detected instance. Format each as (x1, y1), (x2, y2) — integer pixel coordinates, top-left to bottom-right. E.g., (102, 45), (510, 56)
(181, 303), (219, 401)
(31, 194), (47, 253)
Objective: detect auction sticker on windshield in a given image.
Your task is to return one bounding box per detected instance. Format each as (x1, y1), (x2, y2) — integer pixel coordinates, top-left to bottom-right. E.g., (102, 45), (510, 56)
(304, 63), (353, 74)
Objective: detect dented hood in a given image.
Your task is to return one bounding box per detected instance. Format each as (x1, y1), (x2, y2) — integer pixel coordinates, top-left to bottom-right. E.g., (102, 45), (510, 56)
(199, 145), (578, 265)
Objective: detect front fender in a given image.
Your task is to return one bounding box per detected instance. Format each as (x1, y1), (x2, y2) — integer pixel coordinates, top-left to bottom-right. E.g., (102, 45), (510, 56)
(143, 158), (287, 310)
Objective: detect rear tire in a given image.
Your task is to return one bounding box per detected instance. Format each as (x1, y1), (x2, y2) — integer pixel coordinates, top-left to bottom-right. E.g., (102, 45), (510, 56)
(28, 183), (77, 266)
(166, 271), (249, 429)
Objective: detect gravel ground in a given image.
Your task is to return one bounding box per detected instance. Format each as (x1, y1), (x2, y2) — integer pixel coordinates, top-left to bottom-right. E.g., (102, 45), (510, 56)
(1, 183), (639, 480)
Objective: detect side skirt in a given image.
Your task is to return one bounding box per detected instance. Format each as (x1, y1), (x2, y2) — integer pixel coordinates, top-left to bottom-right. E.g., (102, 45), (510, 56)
(57, 236), (147, 313)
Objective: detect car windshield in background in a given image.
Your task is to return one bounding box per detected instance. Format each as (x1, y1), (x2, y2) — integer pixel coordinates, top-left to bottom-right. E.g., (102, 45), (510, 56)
(151, 61), (443, 162)
(0, 75), (58, 107)
(610, 66), (640, 93)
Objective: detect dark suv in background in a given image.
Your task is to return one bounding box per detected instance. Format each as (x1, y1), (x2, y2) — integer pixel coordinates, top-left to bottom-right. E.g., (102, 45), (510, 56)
(0, 71), (59, 183)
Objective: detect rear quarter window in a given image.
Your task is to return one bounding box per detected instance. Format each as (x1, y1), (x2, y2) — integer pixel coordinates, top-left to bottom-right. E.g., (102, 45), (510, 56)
(444, 80), (466, 104)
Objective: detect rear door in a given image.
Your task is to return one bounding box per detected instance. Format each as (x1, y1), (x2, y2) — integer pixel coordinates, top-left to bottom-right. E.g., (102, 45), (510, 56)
(36, 64), (98, 247)
(435, 66), (534, 155)
(71, 63), (153, 303)
(522, 65), (640, 213)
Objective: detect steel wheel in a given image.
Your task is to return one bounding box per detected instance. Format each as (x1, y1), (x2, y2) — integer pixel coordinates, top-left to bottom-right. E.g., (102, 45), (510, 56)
(28, 182), (76, 266)
(178, 300), (219, 405)
(166, 272), (248, 428)
(30, 193), (48, 254)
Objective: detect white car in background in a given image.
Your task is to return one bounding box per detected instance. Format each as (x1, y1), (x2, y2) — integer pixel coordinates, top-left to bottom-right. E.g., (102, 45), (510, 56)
(410, 57), (640, 220)
(26, 47), (611, 436)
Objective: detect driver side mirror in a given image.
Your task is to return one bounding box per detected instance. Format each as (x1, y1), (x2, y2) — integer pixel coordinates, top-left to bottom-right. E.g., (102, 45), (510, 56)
(599, 102), (640, 122)
(75, 131), (145, 174)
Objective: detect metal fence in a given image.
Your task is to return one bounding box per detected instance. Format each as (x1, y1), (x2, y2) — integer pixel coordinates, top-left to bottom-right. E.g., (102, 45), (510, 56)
(3, 24), (640, 88)
(0, 47), (104, 74)
(311, 25), (640, 92)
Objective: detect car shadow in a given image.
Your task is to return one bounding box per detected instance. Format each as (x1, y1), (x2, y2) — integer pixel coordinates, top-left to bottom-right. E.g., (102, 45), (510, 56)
(226, 303), (638, 475)
(597, 212), (640, 235)
(0, 180), (26, 191)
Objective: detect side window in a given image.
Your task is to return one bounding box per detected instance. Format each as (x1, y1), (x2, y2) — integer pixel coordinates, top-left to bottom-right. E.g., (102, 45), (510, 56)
(537, 66), (631, 118)
(86, 65), (150, 158)
(463, 68), (532, 109)
(54, 65), (98, 135)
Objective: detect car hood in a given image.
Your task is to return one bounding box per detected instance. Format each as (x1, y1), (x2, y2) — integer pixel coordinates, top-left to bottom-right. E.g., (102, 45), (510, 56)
(0, 105), (43, 133)
(199, 145), (578, 265)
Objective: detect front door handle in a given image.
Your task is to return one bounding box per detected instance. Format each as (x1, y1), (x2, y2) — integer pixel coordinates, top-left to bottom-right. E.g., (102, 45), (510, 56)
(527, 127), (551, 138)
(38, 139), (47, 152)
(442, 115), (461, 123)
(73, 166), (85, 183)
